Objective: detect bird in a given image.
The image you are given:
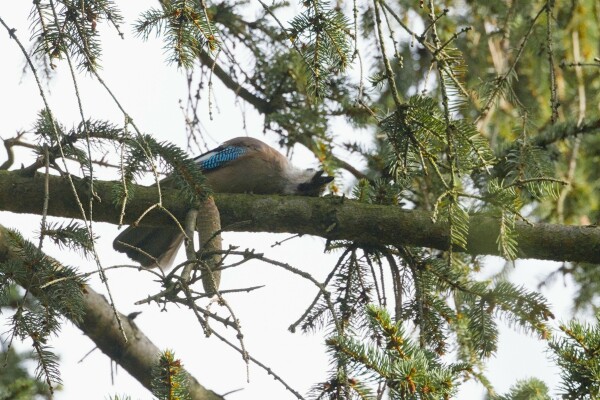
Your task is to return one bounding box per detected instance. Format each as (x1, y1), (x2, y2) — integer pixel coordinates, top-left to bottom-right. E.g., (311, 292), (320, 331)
(113, 136), (334, 270)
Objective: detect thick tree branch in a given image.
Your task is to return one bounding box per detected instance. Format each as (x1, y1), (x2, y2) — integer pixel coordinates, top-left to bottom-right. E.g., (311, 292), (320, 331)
(0, 225), (223, 400)
(0, 170), (599, 264)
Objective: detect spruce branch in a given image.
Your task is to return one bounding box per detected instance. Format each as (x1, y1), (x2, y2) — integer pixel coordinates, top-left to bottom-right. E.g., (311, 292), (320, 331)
(135, 0), (219, 67)
(151, 350), (192, 400)
(550, 316), (600, 398)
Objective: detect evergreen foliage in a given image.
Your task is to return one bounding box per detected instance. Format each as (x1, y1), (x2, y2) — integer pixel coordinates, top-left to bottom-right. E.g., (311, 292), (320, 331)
(0, 318), (54, 399)
(135, 0), (220, 67)
(488, 378), (551, 400)
(549, 316), (600, 399)
(41, 221), (96, 256)
(0, 230), (86, 395)
(321, 305), (468, 399)
(288, 0), (352, 97)
(151, 350), (192, 400)
(30, 0), (124, 71)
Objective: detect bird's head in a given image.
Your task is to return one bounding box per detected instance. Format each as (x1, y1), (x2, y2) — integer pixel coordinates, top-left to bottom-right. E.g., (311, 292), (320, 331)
(295, 169), (334, 196)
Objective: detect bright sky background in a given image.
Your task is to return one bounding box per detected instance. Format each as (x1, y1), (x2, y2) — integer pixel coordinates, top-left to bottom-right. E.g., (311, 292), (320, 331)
(0, 3), (581, 399)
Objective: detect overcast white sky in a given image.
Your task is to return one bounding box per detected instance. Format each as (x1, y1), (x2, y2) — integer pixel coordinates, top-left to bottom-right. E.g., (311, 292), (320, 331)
(0, 3), (580, 399)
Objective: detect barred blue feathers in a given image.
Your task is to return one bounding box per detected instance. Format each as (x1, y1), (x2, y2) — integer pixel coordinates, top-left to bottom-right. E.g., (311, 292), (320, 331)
(194, 145), (247, 171)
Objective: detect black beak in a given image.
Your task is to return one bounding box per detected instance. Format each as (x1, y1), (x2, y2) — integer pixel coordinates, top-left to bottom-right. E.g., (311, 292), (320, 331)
(297, 170), (334, 196)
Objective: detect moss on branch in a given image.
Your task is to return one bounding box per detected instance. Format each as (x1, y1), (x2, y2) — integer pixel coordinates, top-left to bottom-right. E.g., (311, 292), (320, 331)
(0, 170), (598, 264)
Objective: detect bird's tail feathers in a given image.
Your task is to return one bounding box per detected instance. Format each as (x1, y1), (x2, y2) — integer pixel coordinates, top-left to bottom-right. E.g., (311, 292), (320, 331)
(113, 226), (184, 270)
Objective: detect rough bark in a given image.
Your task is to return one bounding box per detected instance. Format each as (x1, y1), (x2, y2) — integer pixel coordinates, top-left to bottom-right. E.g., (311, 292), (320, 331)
(0, 170), (599, 263)
(0, 224), (224, 400)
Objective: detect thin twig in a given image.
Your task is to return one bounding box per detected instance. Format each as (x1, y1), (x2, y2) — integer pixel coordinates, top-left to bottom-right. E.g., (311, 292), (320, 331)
(38, 145), (50, 250)
(556, 30), (585, 223)
(256, 0), (318, 78)
(373, 0), (402, 108)
(545, 1), (559, 123)
(209, 328), (306, 400)
(476, 4), (546, 126)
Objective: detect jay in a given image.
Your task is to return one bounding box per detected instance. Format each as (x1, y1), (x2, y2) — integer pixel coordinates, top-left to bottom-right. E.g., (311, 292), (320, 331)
(113, 137), (333, 269)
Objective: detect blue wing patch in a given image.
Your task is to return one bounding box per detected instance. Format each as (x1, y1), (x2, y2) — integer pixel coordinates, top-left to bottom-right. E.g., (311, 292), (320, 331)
(194, 145), (248, 171)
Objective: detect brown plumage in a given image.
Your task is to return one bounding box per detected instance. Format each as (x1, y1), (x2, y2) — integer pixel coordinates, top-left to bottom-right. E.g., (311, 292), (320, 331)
(113, 137), (333, 270)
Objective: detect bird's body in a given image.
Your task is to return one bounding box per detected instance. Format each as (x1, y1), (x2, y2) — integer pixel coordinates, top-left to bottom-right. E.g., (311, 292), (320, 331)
(195, 137), (308, 194)
(113, 137), (333, 270)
